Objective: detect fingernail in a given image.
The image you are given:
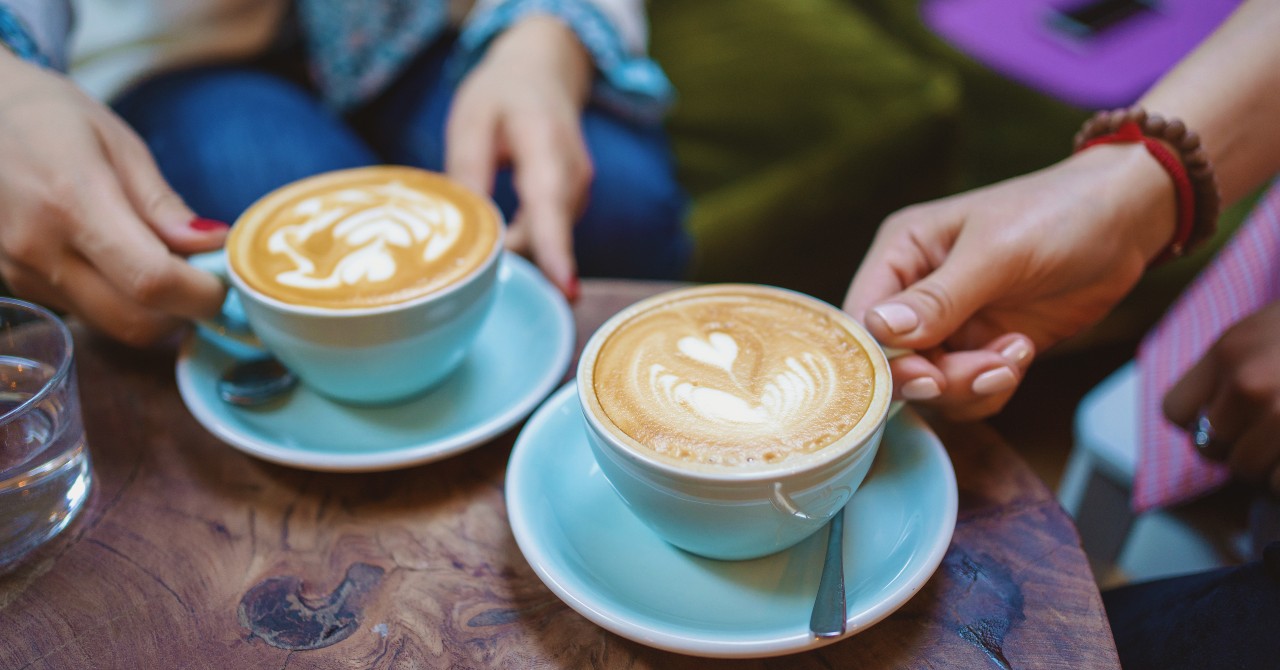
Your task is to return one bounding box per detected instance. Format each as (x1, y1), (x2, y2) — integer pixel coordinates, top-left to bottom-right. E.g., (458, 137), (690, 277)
(901, 377), (941, 401)
(190, 217), (230, 232)
(870, 303), (919, 335)
(564, 276), (581, 304)
(1000, 340), (1032, 365)
(972, 368), (1018, 396)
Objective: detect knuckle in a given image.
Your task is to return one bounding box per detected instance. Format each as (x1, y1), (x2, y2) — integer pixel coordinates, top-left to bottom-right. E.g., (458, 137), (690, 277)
(35, 176), (83, 222)
(1213, 356), (1274, 405)
(112, 123), (151, 158)
(139, 187), (184, 222)
(883, 204), (929, 229)
(910, 280), (958, 321)
(2, 223), (50, 261)
(1232, 370), (1273, 404)
(123, 265), (174, 306)
(1212, 327), (1250, 363)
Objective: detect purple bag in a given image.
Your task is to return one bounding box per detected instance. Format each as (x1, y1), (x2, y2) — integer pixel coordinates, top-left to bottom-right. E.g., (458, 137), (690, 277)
(922, 0), (1241, 108)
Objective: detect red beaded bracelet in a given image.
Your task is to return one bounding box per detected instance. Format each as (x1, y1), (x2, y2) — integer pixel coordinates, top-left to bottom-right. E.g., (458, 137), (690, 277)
(1073, 107), (1220, 264)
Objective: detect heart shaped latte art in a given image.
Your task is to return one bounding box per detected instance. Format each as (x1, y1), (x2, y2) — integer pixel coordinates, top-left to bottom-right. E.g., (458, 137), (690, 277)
(655, 332), (835, 431)
(676, 332), (738, 372)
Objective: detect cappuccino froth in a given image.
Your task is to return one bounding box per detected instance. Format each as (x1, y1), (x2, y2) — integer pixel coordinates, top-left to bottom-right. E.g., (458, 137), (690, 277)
(230, 167), (501, 310)
(589, 286), (876, 468)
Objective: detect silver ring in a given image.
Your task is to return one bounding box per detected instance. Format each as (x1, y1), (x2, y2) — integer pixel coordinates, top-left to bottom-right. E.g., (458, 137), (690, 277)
(1191, 410), (1228, 462)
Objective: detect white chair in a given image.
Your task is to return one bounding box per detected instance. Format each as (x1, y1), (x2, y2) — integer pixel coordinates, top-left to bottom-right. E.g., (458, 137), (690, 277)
(1057, 361), (1248, 586)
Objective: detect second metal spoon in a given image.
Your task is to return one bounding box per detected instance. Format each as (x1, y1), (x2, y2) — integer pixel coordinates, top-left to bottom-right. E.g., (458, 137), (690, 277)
(809, 506), (847, 638)
(217, 356), (298, 407)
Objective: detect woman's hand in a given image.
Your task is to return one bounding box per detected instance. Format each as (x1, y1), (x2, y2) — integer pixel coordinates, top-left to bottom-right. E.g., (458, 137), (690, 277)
(446, 15), (594, 300)
(0, 51), (228, 346)
(1163, 300), (1280, 494)
(844, 144), (1177, 420)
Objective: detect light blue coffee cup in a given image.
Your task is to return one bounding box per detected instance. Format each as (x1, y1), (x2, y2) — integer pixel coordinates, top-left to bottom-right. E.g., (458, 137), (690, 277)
(577, 285), (899, 561)
(189, 240), (502, 406)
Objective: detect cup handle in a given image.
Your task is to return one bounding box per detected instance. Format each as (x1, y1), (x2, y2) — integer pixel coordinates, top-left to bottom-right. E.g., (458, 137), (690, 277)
(188, 250), (267, 358)
(772, 483), (852, 521)
(769, 345), (907, 520)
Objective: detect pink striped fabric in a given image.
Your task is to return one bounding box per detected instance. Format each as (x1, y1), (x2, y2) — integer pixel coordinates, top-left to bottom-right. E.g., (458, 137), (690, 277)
(1134, 180), (1280, 512)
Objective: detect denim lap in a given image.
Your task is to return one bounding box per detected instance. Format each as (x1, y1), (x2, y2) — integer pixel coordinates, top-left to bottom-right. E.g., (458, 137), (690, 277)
(113, 66), (379, 224)
(114, 51), (691, 279)
(359, 41), (692, 280)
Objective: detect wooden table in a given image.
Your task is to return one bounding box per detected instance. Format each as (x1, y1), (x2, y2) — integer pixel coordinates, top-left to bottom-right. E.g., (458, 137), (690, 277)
(0, 279), (1120, 669)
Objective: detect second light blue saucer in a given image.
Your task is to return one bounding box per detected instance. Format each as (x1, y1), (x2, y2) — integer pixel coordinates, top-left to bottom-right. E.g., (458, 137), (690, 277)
(507, 384), (958, 658)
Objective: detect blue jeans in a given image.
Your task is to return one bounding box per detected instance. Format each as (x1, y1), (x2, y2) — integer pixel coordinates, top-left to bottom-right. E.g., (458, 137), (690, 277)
(113, 39), (691, 280)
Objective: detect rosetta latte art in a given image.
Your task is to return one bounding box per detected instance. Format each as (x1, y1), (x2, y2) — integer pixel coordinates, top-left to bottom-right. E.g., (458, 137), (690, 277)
(269, 182), (463, 290)
(228, 166), (500, 310)
(590, 287), (876, 467)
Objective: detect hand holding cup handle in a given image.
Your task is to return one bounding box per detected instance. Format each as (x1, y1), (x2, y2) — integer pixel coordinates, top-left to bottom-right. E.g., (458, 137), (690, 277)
(180, 167), (507, 406)
(186, 250), (269, 358)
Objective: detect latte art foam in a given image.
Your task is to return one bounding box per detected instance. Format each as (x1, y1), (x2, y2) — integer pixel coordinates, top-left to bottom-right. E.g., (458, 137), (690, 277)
(229, 167), (500, 310)
(590, 286), (876, 467)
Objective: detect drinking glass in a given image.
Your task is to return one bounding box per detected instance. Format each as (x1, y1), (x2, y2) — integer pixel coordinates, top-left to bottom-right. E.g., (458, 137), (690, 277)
(0, 298), (91, 572)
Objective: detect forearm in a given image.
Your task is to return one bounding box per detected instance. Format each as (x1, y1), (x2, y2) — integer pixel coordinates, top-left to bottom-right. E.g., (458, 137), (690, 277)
(1140, 0), (1280, 206)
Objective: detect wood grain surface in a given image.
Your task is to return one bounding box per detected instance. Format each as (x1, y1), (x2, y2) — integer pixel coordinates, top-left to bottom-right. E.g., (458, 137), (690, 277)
(0, 279), (1120, 669)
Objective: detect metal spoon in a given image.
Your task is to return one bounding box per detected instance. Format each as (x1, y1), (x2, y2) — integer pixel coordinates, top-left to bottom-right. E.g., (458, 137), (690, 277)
(809, 505), (847, 638)
(217, 356), (298, 407)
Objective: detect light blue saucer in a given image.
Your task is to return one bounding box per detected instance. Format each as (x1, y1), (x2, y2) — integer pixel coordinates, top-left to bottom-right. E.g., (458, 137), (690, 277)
(506, 384), (958, 658)
(176, 253), (573, 472)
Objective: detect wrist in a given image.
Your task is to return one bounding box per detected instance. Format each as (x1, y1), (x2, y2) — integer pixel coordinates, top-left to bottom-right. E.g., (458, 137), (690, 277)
(1070, 143), (1179, 265)
(490, 15), (593, 105)
(1073, 107), (1220, 265)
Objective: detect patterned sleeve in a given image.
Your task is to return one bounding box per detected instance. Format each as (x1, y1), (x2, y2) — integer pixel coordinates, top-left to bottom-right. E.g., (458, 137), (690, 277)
(0, 0), (72, 69)
(457, 0), (674, 124)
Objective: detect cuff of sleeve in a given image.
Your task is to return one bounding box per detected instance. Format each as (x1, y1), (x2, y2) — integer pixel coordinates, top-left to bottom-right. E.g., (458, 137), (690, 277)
(0, 5), (50, 67)
(456, 0), (675, 125)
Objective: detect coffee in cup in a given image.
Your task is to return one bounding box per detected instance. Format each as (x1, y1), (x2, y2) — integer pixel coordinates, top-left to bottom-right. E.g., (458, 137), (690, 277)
(578, 284), (892, 560)
(228, 165), (500, 310)
(207, 166), (504, 405)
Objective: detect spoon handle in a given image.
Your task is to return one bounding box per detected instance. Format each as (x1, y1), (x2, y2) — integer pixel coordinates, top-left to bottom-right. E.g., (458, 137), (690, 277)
(809, 506), (847, 638)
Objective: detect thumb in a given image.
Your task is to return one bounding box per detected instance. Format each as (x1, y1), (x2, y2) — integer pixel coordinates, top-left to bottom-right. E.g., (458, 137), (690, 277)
(863, 251), (1006, 351)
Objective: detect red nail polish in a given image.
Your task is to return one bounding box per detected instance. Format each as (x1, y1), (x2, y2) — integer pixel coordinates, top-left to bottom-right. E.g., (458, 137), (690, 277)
(189, 217), (230, 231)
(564, 276), (581, 303)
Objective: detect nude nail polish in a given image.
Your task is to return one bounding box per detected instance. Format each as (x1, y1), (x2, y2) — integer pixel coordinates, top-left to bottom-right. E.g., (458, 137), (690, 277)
(870, 303), (919, 335)
(972, 368), (1018, 396)
(901, 377), (941, 401)
(1000, 340), (1032, 365)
